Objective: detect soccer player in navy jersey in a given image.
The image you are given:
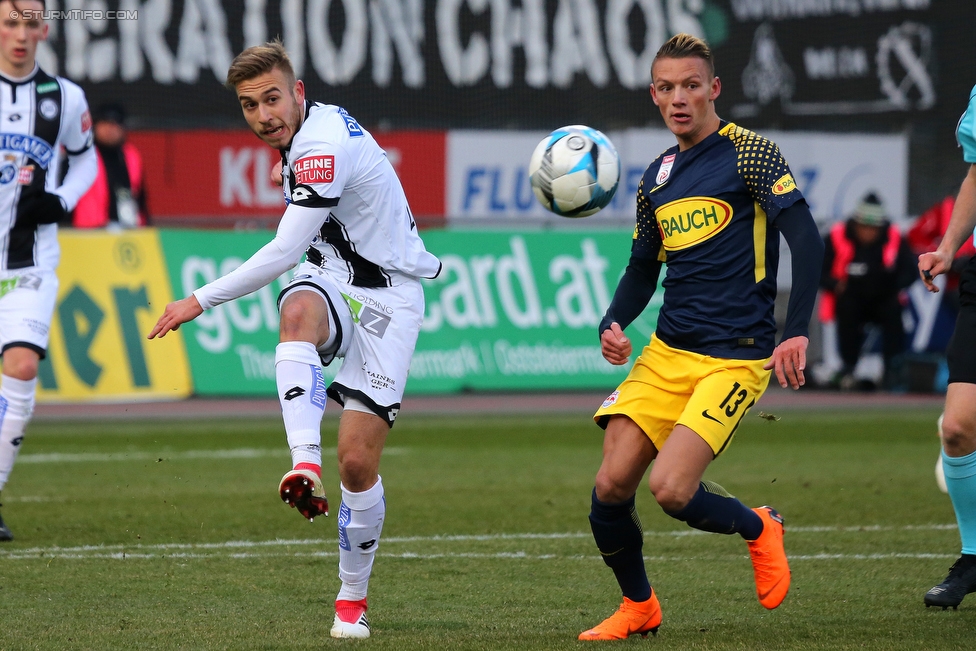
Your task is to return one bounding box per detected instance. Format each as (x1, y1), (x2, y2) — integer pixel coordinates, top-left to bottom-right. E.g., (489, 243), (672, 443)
(579, 33), (824, 640)
(918, 82), (976, 610)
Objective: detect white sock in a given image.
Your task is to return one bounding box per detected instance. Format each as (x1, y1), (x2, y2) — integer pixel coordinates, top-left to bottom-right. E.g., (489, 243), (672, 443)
(337, 477), (386, 602)
(275, 342), (327, 470)
(0, 376), (36, 491)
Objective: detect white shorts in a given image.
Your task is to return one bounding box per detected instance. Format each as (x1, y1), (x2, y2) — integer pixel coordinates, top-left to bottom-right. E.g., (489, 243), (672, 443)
(0, 267), (57, 358)
(278, 262), (424, 427)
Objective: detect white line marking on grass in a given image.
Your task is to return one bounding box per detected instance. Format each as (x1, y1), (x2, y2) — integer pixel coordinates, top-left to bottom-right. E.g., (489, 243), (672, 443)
(0, 524), (958, 561)
(16, 447), (407, 464)
(0, 550), (958, 562)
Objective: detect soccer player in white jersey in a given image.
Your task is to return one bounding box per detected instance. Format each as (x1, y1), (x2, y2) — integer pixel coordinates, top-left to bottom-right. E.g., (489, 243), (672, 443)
(148, 40), (441, 639)
(0, 0), (96, 541)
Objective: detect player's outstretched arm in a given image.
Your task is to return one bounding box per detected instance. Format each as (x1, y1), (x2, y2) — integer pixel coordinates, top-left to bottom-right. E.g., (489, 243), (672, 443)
(764, 335), (808, 390)
(600, 323), (632, 366)
(919, 164), (976, 293)
(148, 295), (204, 339)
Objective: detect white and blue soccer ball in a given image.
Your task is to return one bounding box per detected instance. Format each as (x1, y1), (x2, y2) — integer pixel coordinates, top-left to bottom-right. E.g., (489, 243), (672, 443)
(528, 125), (620, 218)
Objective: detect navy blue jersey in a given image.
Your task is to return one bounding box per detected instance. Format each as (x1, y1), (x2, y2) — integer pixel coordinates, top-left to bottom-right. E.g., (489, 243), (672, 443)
(633, 121), (803, 359)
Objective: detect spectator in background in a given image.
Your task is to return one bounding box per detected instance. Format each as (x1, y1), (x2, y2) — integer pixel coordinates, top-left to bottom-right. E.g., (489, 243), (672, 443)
(73, 103), (149, 229)
(819, 192), (917, 390)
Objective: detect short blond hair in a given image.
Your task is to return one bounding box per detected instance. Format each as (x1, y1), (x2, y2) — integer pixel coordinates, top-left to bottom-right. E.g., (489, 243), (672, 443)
(653, 33), (715, 79)
(225, 39), (295, 89)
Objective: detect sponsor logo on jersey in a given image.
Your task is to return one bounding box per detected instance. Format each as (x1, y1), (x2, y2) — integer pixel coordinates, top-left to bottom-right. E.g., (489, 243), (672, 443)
(338, 107), (364, 137)
(772, 173), (796, 195)
(602, 390), (619, 409)
(7, 113), (20, 122)
(39, 98), (59, 121)
(294, 155), (335, 184)
(655, 196), (734, 251)
(0, 163), (16, 184)
(81, 110), (92, 133)
(35, 81), (59, 94)
(17, 164), (34, 184)
(0, 133), (54, 168)
(655, 154), (675, 185)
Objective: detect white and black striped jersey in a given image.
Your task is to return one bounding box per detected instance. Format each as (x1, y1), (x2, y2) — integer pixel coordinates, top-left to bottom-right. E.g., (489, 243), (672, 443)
(281, 102), (441, 287)
(0, 65), (96, 272)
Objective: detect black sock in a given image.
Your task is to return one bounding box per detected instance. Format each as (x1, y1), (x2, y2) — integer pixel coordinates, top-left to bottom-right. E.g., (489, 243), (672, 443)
(589, 488), (651, 602)
(665, 481), (763, 540)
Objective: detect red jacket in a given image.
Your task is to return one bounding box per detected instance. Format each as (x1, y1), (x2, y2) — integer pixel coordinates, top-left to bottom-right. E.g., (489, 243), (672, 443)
(73, 143), (147, 228)
(819, 221), (902, 322)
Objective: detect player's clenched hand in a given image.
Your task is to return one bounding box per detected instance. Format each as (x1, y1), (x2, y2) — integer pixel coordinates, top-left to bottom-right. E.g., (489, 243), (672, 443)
(918, 250), (951, 293)
(271, 159), (283, 187)
(148, 295), (204, 339)
(764, 335), (808, 390)
(600, 322), (631, 366)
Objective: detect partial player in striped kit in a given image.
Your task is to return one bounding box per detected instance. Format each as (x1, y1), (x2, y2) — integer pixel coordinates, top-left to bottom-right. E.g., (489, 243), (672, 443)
(148, 40), (441, 639)
(0, 0), (97, 541)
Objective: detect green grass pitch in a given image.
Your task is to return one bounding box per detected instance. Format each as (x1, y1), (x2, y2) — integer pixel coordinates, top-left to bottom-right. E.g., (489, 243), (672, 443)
(1, 405), (972, 650)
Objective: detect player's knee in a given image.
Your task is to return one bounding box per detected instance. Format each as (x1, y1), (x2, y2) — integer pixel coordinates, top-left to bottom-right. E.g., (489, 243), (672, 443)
(2, 348), (40, 381)
(278, 296), (308, 335)
(593, 470), (633, 503)
(648, 476), (693, 513)
(941, 413), (976, 457)
(338, 453), (378, 492)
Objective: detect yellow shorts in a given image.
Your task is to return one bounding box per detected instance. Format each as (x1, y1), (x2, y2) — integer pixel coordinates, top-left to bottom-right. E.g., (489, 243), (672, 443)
(594, 335), (772, 456)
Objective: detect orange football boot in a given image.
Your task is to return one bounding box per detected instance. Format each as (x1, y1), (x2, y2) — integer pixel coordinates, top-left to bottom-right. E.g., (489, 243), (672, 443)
(747, 506), (791, 609)
(578, 592), (662, 641)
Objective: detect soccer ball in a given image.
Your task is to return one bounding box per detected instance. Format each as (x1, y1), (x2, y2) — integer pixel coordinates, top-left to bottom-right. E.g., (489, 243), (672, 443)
(528, 125), (620, 218)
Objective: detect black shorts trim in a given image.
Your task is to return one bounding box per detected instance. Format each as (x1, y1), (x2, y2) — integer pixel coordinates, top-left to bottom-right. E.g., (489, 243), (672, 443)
(2, 341), (46, 360)
(327, 382), (400, 428)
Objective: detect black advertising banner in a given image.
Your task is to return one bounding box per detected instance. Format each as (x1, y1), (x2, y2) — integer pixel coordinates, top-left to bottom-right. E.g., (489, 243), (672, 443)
(36, 0), (976, 210)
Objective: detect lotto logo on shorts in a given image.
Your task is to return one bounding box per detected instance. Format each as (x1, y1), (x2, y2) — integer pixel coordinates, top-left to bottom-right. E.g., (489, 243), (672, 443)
(294, 155), (335, 184)
(602, 391), (619, 408)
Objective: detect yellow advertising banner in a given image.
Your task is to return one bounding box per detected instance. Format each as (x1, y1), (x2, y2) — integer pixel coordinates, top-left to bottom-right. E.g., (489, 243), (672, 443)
(36, 229), (192, 402)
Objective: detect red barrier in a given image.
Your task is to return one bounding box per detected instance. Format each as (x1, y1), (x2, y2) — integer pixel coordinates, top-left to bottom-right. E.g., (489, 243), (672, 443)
(128, 129), (446, 225)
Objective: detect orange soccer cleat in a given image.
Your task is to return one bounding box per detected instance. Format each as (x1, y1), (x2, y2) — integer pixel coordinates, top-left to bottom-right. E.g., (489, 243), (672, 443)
(278, 469), (329, 521)
(747, 506), (791, 609)
(578, 592), (662, 641)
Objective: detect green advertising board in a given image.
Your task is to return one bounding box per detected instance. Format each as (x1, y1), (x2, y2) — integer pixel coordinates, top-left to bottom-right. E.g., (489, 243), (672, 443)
(158, 229), (662, 396)
(414, 230), (661, 392)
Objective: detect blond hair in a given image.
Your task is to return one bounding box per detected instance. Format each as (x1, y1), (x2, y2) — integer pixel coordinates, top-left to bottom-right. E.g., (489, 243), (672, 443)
(225, 39), (296, 89)
(653, 33), (715, 79)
